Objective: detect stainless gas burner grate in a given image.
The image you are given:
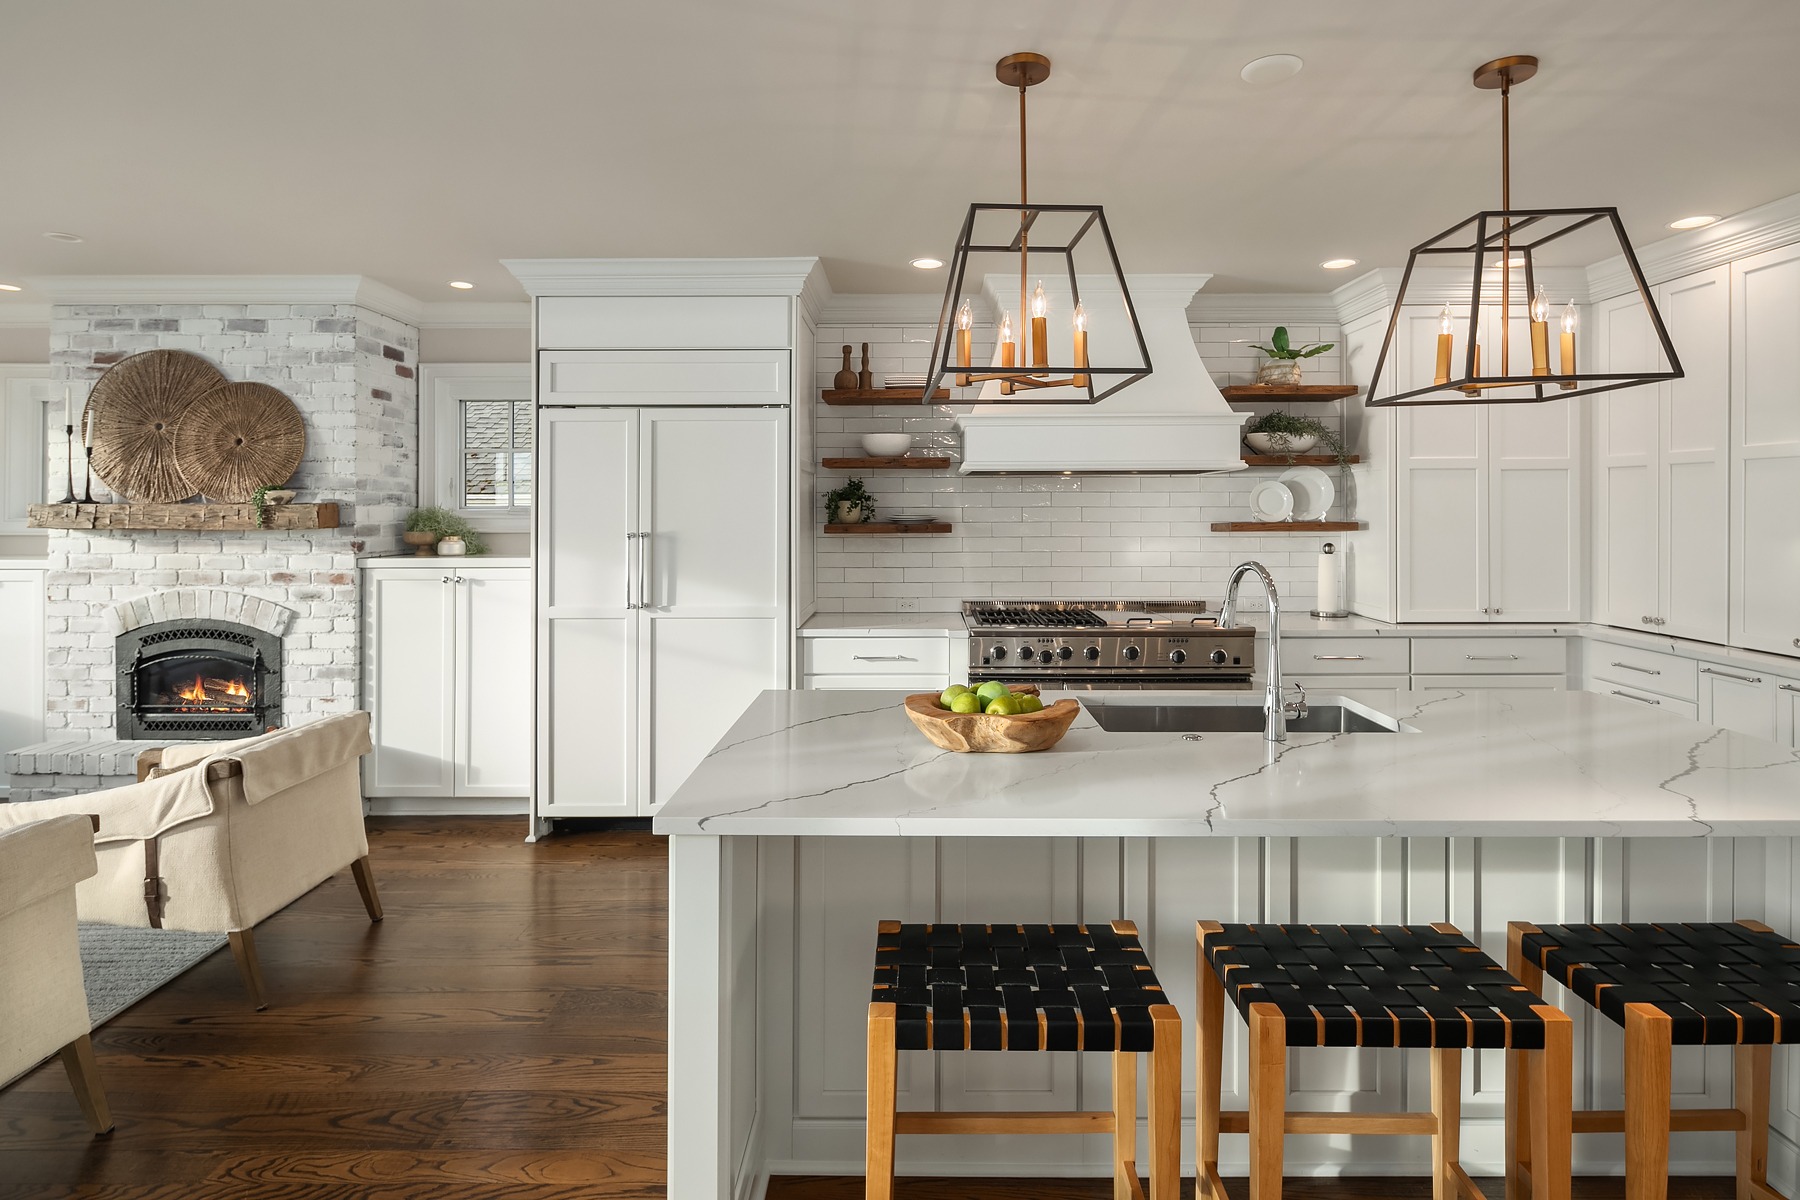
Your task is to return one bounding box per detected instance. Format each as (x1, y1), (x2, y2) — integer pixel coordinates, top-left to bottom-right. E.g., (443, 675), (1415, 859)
(969, 607), (1105, 629)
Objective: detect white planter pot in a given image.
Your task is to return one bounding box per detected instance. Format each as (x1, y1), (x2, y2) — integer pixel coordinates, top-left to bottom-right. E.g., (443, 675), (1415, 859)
(833, 501), (867, 524)
(1244, 432), (1319, 456)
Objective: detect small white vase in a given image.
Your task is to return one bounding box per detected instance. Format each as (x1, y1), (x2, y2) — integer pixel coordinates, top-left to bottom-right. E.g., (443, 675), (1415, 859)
(833, 501), (866, 524)
(1256, 359), (1304, 387)
(437, 536), (467, 557)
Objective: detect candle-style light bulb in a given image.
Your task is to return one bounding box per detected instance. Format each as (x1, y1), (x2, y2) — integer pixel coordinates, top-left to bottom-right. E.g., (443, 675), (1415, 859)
(956, 299), (972, 332)
(1440, 304), (1453, 336)
(1528, 284), (1551, 376)
(954, 298), (973, 386)
(1030, 280), (1048, 319)
(1561, 300), (1578, 334)
(1071, 302), (1089, 389)
(998, 310), (1017, 394)
(1529, 284), (1548, 325)
(1559, 299), (1579, 388)
(1028, 281), (1049, 372)
(1434, 305), (1454, 387)
(998, 311), (1013, 345)
(1072, 302), (1087, 333)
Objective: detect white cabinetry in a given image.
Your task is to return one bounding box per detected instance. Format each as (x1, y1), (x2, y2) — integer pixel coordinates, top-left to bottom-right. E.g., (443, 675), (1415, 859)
(1779, 681), (1800, 749)
(363, 565), (531, 804)
(801, 633), (953, 691)
(0, 567), (45, 793)
(1731, 244), (1800, 657)
(1698, 662), (1778, 743)
(1592, 267), (1731, 641)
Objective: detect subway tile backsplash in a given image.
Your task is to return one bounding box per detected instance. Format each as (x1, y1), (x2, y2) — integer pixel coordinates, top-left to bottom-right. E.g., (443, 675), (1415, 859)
(814, 319), (1348, 614)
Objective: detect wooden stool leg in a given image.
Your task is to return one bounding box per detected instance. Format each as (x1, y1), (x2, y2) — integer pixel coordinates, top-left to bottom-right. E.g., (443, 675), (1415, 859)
(1623, 1003), (1672, 1200)
(866, 1003), (897, 1200)
(1149, 1005), (1181, 1200)
(1198, 922), (1226, 1200)
(227, 927), (268, 1011)
(1507, 923), (1543, 1200)
(1526, 1006), (1573, 1200)
(351, 855), (384, 922)
(1113, 1048), (1138, 1200)
(1735, 1043), (1772, 1200)
(1431, 1048), (1462, 1200)
(1248, 1001), (1287, 1200)
(56, 1034), (113, 1135)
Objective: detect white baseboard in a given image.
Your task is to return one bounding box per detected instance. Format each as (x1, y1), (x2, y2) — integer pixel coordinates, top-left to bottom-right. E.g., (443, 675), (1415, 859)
(364, 796), (529, 817)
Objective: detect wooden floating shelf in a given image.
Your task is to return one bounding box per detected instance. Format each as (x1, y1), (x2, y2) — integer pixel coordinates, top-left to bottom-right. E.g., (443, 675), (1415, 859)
(823, 522), (952, 535)
(1240, 454), (1361, 467)
(820, 456), (952, 470)
(1221, 384), (1360, 404)
(821, 388), (951, 405)
(1210, 520), (1364, 533)
(28, 501), (340, 532)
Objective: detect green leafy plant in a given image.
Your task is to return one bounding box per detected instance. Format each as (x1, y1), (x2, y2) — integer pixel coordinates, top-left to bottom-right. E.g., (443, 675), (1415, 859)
(822, 478), (876, 524)
(1250, 326), (1335, 360)
(1243, 410), (1348, 464)
(251, 485), (273, 529)
(406, 506), (489, 554)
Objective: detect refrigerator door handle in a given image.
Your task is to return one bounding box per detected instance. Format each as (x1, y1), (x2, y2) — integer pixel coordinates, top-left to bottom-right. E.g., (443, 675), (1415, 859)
(625, 532), (639, 609)
(638, 531), (652, 609)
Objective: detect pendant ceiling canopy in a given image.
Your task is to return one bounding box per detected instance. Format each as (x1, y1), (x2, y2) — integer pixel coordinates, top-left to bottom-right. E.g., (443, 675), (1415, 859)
(1365, 55), (1683, 407)
(920, 53), (1152, 405)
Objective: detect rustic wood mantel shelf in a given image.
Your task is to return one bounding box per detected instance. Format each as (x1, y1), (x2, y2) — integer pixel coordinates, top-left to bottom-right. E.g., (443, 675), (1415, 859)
(28, 501), (340, 532)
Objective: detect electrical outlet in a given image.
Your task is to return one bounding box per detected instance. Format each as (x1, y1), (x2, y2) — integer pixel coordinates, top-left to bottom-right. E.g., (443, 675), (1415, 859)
(897, 598), (918, 611)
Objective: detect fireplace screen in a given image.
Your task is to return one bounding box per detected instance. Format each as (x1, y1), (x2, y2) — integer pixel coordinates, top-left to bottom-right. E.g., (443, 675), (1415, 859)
(116, 619), (281, 740)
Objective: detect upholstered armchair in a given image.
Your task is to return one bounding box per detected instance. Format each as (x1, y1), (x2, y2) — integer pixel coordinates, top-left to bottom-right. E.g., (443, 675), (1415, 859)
(0, 813), (112, 1133)
(0, 710), (380, 1010)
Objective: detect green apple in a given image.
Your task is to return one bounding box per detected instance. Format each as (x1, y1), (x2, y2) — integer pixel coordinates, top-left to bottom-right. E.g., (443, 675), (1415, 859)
(939, 684), (970, 708)
(949, 692), (983, 714)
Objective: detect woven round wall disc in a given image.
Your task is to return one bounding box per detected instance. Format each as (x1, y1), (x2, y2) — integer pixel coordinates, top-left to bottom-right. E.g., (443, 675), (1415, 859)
(88, 349), (226, 502)
(172, 382), (306, 503)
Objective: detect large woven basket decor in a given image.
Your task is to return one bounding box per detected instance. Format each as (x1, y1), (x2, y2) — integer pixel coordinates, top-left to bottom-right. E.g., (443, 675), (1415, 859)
(172, 381), (306, 503)
(87, 349), (227, 502)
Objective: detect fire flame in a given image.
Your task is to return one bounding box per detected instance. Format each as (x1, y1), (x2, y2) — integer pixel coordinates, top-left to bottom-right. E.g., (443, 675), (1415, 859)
(175, 675), (251, 707)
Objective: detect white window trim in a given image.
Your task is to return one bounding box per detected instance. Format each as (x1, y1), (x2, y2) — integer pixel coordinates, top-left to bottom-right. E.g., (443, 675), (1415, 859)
(0, 364), (53, 535)
(418, 362), (532, 533)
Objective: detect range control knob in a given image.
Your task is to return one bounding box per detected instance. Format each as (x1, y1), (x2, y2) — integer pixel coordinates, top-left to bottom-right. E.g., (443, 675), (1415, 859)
(1038, 650), (1055, 664)
(991, 645), (1008, 661)
(1168, 648), (1187, 665)
(1056, 646), (1074, 661)
(1083, 645), (1101, 661)
(1209, 648), (1228, 665)
(1019, 646), (1036, 662)
(1122, 644), (1141, 661)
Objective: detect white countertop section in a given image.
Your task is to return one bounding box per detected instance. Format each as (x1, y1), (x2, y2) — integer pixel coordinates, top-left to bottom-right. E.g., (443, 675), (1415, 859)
(800, 612), (969, 636)
(357, 555), (531, 568)
(655, 687), (1800, 838)
(0, 558), (49, 570)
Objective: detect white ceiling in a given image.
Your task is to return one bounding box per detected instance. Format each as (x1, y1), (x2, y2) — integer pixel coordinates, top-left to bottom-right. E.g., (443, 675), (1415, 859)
(2, 0), (1798, 310)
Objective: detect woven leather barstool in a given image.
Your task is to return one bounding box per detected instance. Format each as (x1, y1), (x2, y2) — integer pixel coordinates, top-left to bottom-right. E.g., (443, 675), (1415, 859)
(1511, 920), (1800, 1200)
(866, 920), (1181, 1200)
(1198, 921), (1572, 1200)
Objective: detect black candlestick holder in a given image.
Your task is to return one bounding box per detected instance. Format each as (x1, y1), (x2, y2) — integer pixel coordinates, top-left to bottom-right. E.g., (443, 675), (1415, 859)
(57, 423), (76, 504)
(80, 444), (95, 503)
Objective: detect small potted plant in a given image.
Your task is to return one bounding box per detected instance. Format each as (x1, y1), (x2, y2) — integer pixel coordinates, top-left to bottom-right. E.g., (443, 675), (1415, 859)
(1249, 326), (1334, 387)
(404, 506), (489, 556)
(823, 479), (876, 525)
(1243, 410), (1347, 463)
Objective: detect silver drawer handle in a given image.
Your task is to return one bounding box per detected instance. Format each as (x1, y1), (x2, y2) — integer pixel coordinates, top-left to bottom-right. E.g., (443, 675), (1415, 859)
(1781, 683), (1800, 693)
(1701, 666), (1763, 684)
(1611, 690), (1660, 706)
(1312, 654), (1366, 661)
(1611, 661), (1661, 676)
(853, 654), (917, 662)
(1465, 654), (1519, 661)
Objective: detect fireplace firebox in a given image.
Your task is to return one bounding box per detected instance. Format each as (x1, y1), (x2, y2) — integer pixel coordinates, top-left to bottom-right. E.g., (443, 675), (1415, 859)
(115, 619), (282, 740)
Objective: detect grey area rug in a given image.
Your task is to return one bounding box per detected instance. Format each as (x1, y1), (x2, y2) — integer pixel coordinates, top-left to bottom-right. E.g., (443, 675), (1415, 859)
(78, 923), (227, 1028)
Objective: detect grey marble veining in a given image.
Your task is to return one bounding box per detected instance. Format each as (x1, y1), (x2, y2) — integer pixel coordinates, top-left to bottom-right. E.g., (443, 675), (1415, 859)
(653, 687), (1800, 838)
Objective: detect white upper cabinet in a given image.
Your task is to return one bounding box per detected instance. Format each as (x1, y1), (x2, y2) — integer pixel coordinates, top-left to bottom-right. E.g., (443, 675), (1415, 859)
(1731, 243), (1800, 657)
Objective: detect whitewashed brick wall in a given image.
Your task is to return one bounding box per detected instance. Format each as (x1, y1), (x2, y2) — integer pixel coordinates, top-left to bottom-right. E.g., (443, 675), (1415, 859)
(43, 302), (418, 736)
(813, 317), (1346, 615)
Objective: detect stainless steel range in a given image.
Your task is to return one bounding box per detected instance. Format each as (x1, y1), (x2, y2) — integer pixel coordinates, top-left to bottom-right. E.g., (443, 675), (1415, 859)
(962, 600), (1255, 690)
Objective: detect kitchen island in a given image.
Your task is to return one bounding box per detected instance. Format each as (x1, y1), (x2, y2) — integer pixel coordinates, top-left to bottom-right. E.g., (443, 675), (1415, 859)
(654, 688), (1800, 1200)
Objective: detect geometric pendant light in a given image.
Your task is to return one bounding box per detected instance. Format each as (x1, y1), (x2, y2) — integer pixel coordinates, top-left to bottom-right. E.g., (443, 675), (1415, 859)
(919, 52), (1152, 405)
(1364, 55), (1683, 406)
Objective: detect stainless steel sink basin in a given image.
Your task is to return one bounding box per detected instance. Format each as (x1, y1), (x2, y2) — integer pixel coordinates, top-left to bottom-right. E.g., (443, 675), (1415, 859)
(1086, 703), (1401, 734)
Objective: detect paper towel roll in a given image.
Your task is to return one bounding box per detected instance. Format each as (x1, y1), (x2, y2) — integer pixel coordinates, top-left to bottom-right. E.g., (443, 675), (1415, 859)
(1315, 542), (1347, 615)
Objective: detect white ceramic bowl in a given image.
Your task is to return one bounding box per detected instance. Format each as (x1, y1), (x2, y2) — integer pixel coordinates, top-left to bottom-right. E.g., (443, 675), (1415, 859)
(861, 433), (913, 457)
(1244, 432), (1318, 456)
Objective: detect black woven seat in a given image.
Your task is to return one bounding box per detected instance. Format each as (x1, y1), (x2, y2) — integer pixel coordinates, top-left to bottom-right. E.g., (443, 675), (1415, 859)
(1518, 921), (1800, 1046)
(870, 920), (1167, 1053)
(1203, 923), (1548, 1050)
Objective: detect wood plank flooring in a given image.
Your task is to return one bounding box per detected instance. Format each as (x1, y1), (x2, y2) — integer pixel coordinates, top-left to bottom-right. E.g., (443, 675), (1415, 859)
(0, 818), (1735, 1199)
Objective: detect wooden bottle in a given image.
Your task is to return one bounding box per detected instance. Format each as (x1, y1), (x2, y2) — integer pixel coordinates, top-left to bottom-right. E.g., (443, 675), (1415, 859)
(858, 342), (873, 391)
(833, 346), (858, 391)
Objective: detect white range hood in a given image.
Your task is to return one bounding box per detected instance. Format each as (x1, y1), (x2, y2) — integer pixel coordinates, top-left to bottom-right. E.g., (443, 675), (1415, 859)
(955, 273), (1246, 474)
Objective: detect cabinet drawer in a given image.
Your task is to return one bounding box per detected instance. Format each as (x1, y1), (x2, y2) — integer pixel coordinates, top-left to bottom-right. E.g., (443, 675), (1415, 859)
(1598, 682), (1699, 721)
(802, 636), (951, 676)
(1587, 643), (1699, 702)
(1281, 638), (1409, 675)
(1411, 637), (1566, 675)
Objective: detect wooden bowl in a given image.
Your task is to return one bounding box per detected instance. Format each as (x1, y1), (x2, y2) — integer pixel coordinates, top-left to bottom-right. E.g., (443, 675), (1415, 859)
(903, 684), (1082, 753)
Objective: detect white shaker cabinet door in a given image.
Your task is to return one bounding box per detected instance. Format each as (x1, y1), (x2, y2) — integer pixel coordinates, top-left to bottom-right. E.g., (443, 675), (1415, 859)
(363, 571), (457, 797)
(1591, 292), (1660, 631)
(1397, 402), (1488, 621)
(539, 408), (637, 617)
(541, 617), (636, 815)
(1486, 322), (1581, 623)
(455, 568), (532, 797)
(1731, 244), (1800, 656)
(1658, 267), (1731, 644)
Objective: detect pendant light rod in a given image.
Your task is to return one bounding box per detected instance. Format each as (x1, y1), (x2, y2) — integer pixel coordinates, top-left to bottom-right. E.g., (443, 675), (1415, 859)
(997, 52), (1050, 371)
(1474, 55), (1536, 379)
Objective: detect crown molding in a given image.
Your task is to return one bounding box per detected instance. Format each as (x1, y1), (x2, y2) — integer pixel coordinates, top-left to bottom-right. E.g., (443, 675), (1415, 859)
(416, 301), (531, 329)
(1588, 189), (1800, 299)
(0, 303), (51, 328)
(24, 275), (427, 326)
(1188, 292), (1340, 324)
(501, 257), (827, 302)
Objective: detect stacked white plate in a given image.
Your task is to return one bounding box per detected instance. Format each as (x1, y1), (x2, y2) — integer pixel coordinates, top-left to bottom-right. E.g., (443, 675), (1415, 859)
(888, 515), (936, 525)
(883, 374), (927, 389)
(1248, 466), (1334, 523)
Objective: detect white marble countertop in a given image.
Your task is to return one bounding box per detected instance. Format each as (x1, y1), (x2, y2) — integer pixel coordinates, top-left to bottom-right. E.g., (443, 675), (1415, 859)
(654, 687), (1800, 838)
(800, 612), (969, 636)
(356, 554), (531, 568)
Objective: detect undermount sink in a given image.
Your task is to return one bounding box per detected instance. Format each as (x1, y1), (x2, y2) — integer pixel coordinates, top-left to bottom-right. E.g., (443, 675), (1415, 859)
(1085, 703), (1403, 735)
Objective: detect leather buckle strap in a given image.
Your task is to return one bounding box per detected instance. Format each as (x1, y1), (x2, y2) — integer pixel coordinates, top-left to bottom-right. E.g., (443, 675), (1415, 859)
(143, 835), (164, 928)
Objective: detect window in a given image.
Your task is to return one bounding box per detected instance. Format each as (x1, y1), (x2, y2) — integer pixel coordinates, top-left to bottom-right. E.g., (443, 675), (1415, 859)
(419, 363), (533, 531)
(0, 364), (52, 534)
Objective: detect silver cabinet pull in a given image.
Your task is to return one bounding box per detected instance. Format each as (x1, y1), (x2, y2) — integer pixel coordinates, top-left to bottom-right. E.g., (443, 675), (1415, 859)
(624, 532), (639, 609)
(1465, 654), (1519, 661)
(1611, 661), (1661, 675)
(637, 531), (652, 609)
(1654, 617), (1666, 626)
(1312, 654), (1366, 661)
(1779, 683), (1800, 693)
(853, 654), (918, 662)
(441, 575), (453, 583)
(1701, 666), (1763, 685)
(1611, 690), (1660, 706)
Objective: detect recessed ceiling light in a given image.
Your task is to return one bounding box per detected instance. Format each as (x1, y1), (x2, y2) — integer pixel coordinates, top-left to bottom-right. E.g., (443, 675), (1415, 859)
(1240, 54), (1304, 86)
(0, 283), (21, 292)
(1319, 258), (1358, 270)
(448, 280), (476, 289)
(41, 231), (83, 243)
(910, 257), (944, 270)
(1668, 214), (1719, 231)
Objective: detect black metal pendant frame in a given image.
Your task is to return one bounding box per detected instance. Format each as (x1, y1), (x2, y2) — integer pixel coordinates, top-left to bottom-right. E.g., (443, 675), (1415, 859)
(1365, 206), (1683, 407)
(920, 202), (1152, 405)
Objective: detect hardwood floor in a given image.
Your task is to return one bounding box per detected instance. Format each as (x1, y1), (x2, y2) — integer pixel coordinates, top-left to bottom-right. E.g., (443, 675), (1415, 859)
(0, 818), (1735, 1199)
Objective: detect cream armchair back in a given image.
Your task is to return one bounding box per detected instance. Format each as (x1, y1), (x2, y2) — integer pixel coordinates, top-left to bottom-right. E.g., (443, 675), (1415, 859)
(0, 813), (112, 1132)
(0, 711), (381, 1009)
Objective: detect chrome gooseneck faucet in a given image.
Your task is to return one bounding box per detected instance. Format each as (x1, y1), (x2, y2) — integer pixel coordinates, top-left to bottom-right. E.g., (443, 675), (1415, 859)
(1220, 560), (1295, 743)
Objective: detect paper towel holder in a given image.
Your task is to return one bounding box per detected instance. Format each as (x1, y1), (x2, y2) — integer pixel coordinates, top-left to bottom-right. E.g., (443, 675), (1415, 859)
(1310, 541), (1351, 619)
